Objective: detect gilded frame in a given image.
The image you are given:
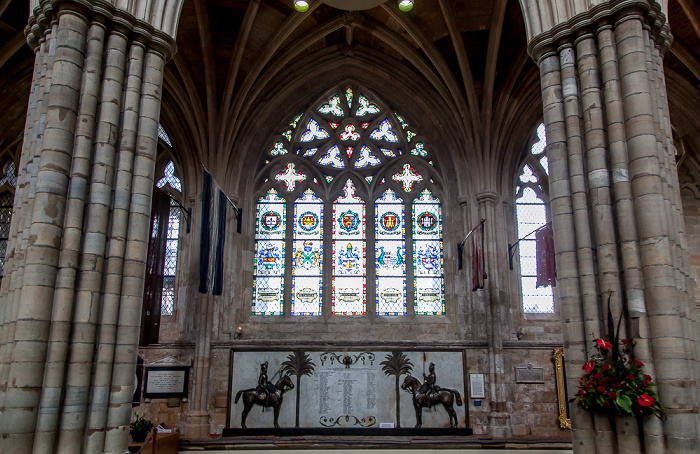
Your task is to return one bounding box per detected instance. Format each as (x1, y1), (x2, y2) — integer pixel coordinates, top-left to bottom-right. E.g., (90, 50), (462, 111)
(553, 348), (571, 429)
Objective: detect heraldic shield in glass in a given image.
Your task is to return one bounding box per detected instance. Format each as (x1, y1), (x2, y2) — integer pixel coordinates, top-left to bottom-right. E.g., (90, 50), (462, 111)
(293, 189), (323, 315)
(413, 189), (444, 315)
(253, 189), (286, 315)
(375, 189), (406, 315)
(332, 179), (366, 315)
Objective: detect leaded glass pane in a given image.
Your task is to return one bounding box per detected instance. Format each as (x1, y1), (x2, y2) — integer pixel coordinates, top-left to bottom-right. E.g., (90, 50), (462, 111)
(275, 163), (307, 191)
(339, 124), (360, 141)
(0, 192), (12, 278)
(393, 163), (423, 192)
(516, 184), (554, 313)
(531, 123), (547, 155)
(354, 145), (382, 168)
(158, 124), (172, 147)
(300, 118), (330, 142)
(413, 190), (444, 315)
(253, 189), (286, 315)
(318, 145), (345, 168)
(369, 119), (399, 143)
(376, 189), (406, 315)
(318, 93), (344, 117)
(332, 180), (366, 315)
(156, 161), (182, 192)
(355, 94), (380, 116)
(292, 189), (323, 315)
(161, 201), (180, 316)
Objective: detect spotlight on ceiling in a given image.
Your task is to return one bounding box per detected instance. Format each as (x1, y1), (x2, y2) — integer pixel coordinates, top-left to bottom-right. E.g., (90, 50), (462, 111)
(398, 0), (414, 12)
(294, 0), (309, 12)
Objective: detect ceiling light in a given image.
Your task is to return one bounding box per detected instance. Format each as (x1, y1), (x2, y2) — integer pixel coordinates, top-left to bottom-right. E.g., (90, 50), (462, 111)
(398, 0), (413, 12)
(294, 0), (309, 12)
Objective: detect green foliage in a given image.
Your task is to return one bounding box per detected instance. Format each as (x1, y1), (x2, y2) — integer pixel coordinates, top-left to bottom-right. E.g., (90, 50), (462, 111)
(130, 413), (154, 440)
(572, 338), (664, 418)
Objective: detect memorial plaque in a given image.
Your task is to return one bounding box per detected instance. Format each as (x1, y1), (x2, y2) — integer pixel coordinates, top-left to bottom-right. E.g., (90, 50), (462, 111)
(515, 364), (545, 384)
(230, 349), (466, 429)
(469, 373), (485, 398)
(144, 366), (189, 398)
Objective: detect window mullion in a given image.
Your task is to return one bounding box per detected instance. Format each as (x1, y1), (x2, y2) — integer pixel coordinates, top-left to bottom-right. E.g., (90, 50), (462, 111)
(405, 197), (415, 317)
(366, 197), (376, 317)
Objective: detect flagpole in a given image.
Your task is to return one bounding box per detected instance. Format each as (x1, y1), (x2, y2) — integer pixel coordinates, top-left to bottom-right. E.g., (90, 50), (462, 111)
(508, 221), (551, 270)
(457, 219), (485, 271)
(201, 163), (242, 233)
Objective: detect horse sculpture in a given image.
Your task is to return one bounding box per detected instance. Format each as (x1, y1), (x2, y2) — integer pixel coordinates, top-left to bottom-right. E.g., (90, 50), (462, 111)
(401, 374), (463, 428)
(235, 374), (295, 428)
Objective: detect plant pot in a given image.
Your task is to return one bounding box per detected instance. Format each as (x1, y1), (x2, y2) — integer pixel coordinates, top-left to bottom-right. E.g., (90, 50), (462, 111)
(131, 432), (149, 443)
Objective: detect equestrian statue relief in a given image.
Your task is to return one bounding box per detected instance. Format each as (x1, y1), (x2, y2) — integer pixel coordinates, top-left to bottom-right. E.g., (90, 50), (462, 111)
(401, 362), (463, 428)
(235, 361), (294, 428)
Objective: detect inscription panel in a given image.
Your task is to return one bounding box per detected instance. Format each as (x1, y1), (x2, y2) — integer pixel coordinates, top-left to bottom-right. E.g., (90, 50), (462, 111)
(230, 350), (465, 429)
(515, 364), (545, 384)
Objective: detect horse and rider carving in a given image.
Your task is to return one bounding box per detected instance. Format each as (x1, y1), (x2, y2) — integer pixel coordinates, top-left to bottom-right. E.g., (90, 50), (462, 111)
(401, 362), (463, 428)
(234, 361), (294, 428)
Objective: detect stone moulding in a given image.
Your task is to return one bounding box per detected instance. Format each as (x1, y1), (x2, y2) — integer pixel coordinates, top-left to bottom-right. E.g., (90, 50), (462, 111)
(527, 0), (672, 64)
(24, 0), (178, 60)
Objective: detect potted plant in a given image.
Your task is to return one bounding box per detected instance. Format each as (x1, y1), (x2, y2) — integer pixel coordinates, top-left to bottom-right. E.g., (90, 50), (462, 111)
(571, 337), (664, 417)
(130, 413), (154, 443)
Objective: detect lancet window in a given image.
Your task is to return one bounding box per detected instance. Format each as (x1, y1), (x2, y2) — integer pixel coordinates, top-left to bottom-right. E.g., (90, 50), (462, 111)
(253, 86), (444, 316)
(515, 123), (554, 313)
(154, 160), (182, 317)
(0, 161), (17, 279)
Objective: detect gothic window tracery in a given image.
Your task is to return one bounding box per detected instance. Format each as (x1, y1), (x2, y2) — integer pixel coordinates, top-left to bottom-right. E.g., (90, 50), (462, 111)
(254, 85), (444, 316)
(515, 123), (554, 313)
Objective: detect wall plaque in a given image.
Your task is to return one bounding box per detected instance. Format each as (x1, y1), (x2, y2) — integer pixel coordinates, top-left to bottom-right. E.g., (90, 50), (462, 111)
(515, 364), (545, 384)
(469, 373), (485, 398)
(144, 366), (189, 398)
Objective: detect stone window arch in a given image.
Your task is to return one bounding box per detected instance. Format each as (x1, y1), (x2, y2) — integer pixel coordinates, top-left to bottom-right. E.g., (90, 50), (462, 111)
(515, 123), (554, 313)
(253, 85), (444, 316)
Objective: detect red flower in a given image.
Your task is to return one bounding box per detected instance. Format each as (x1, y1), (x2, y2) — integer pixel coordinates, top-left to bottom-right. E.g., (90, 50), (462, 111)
(580, 390), (587, 396)
(601, 401), (611, 407)
(635, 360), (644, 367)
(602, 364), (610, 371)
(596, 339), (613, 350)
(607, 391), (617, 399)
(594, 372), (603, 380)
(621, 339), (630, 344)
(597, 386), (606, 394)
(585, 383), (591, 390)
(626, 374), (634, 380)
(638, 394), (655, 407)
(642, 380), (649, 387)
(645, 374), (652, 381)
(583, 361), (595, 373)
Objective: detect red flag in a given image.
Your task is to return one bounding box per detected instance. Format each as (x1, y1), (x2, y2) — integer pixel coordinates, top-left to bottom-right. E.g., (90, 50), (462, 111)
(536, 222), (556, 287)
(471, 221), (485, 291)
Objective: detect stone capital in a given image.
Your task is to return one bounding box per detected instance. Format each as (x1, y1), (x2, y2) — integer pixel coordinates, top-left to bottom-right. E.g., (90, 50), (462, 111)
(475, 191), (499, 206)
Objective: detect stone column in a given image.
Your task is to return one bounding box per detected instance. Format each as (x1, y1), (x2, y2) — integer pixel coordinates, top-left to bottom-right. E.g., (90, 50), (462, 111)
(477, 191), (512, 438)
(0, 1), (176, 452)
(530, 1), (700, 452)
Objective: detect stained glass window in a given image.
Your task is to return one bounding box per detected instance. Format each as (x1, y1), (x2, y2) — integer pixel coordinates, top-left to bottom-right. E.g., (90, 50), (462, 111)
(376, 190), (406, 315)
(0, 192), (13, 279)
(332, 180), (366, 315)
(257, 85), (443, 317)
(292, 189), (323, 315)
(161, 199), (180, 316)
(413, 190), (444, 315)
(516, 122), (554, 314)
(158, 124), (172, 147)
(156, 161), (182, 192)
(253, 189), (286, 315)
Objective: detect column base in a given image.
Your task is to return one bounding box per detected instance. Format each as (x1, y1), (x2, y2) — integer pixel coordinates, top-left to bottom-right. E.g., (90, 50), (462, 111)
(488, 411), (512, 438)
(184, 411), (210, 439)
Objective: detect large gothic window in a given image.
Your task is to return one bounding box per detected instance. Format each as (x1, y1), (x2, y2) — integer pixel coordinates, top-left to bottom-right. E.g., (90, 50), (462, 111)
(515, 123), (554, 313)
(253, 86), (444, 316)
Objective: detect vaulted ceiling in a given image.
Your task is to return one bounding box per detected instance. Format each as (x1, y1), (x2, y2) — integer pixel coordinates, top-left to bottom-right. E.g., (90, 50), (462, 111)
(0, 0), (699, 195)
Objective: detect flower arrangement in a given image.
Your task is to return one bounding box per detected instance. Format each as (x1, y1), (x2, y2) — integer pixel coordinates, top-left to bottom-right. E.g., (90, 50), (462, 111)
(572, 337), (663, 418)
(130, 412), (154, 443)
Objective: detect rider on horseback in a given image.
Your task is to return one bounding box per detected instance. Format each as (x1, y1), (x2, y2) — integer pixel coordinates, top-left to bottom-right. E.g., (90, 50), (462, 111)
(256, 361), (278, 408)
(419, 363), (441, 403)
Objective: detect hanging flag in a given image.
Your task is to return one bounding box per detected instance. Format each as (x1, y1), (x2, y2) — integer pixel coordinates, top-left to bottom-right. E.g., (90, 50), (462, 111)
(536, 222), (556, 287)
(471, 220), (485, 291)
(199, 170), (227, 295)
